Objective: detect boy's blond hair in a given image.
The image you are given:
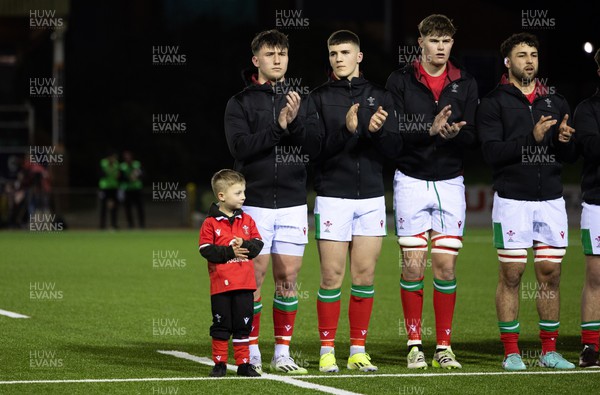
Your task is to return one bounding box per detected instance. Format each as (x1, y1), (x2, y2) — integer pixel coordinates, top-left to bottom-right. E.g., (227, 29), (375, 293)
(211, 169), (245, 198)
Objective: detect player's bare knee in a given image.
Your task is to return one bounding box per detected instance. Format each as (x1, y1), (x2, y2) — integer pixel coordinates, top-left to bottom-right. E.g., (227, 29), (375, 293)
(351, 270), (375, 286)
(321, 269), (344, 289)
(401, 263), (424, 280)
(274, 269), (297, 285)
(433, 266), (455, 281)
(321, 277), (343, 289)
(587, 276), (600, 290)
(254, 267), (268, 283)
(498, 251), (526, 289)
(500, 274), (522, 290)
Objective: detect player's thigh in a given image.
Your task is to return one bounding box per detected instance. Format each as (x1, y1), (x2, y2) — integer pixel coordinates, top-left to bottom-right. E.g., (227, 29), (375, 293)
(253, 254), (270, 289)
(585, 255), (600, 287)
(317, 239), (349, 280)
(430, 230), (458, 280)
(349, 235), (382, 275)
(271, 249), (303, 283)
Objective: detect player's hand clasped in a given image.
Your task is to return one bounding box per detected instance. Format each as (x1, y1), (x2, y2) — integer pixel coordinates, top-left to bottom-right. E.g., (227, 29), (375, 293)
(278, 91), (301, 130)
(429, 104), (466, 139)
(345, 104), (388, 134)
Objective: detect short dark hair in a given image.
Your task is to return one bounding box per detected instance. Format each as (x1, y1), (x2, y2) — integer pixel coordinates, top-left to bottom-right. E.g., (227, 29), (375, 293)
(500, 32), (539, 59)
(211, 169), (245, 198)
(327, 30), (360, 48)
(595, 48), (600, 68)
(251, 29), (288, 55)
(418, 14), (456, 37)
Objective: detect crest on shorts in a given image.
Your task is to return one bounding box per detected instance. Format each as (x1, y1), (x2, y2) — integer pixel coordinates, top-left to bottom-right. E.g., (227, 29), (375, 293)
(506, 230), (515, 242)
(458, 220), (462, 229)
(559, 230), (564, 239)
(324, 220), (333, 232)
(242, 225), (250, 235)
(398, 217), (405, 230)
(595, 236), (600, 247)
(380, 220), (384, 228)
(303, 227), (307, 235)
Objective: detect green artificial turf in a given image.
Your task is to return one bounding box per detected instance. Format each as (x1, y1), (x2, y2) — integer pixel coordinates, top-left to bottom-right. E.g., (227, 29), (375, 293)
(0, 228), (597, 394)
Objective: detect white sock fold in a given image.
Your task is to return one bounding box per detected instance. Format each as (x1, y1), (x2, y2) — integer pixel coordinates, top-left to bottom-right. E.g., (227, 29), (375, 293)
(320, 346), (334, 356)
(274, 344), (289, 358)
(349, 345), (365, 356)
(249, 344), (261, 359)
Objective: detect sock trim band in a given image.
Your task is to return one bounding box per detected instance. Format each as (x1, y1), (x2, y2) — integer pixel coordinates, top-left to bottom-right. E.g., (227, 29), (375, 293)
(351, 285), (374, 298)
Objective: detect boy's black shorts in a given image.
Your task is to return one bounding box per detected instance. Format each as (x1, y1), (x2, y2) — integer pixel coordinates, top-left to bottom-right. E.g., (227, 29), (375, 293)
(210, 289), (254, 340)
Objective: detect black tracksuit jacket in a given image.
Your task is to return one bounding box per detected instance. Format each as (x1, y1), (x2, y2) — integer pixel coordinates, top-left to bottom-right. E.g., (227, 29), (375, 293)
(224, 77), (316, 209)
(574, 88), (600, 205)
(477, 75), (577, 201)
(384, 59), (479, 181)
(305, 75), (400, 199)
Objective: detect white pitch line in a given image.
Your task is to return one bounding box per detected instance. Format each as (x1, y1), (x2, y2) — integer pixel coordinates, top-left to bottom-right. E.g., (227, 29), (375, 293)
(157, 350), (363, 395)
(1, 367), (598, 386)
(0, 377), (241, 385)
(0, 309), (30, 318)
(297, 370), (600, 379)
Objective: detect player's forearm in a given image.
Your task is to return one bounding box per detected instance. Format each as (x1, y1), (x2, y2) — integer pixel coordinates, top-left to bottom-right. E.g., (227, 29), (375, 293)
(226, 124), (285, 160)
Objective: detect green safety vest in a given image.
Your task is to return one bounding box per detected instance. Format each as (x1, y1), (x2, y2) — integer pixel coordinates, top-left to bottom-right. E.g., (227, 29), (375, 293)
(99, 158), (120, 190)
(119, 160), (143, 190)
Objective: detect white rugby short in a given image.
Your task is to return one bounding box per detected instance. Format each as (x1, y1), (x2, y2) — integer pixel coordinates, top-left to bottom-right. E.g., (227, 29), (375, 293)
(492, 193), (568, 249)
(581, 202), (600, 255)
(242, 204), (308, 256)
(314, 196), (386, 241)
(393, 170), (466, 237)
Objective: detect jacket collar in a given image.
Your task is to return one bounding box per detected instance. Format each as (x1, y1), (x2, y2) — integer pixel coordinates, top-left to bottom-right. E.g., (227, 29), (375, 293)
(411, 57), (462, 83)
(208, 202), (242, 221)
(498, 73), (551, 99)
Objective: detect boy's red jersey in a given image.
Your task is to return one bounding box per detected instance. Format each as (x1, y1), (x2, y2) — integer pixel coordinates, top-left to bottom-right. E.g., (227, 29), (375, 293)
(199, 209), (260, 295)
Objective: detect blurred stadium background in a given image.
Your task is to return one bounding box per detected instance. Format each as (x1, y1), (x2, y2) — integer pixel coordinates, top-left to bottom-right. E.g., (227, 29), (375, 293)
(0, 0), (597, 230)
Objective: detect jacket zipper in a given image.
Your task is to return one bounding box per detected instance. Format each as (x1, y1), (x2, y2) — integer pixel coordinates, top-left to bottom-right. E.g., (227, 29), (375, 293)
(272, 91), (278, 209)
(348, 80), (360, 197)
(528, 104), (542, 200)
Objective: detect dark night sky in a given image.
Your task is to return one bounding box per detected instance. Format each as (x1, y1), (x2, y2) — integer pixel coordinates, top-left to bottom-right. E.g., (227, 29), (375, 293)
(4, 0), (598, 190)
